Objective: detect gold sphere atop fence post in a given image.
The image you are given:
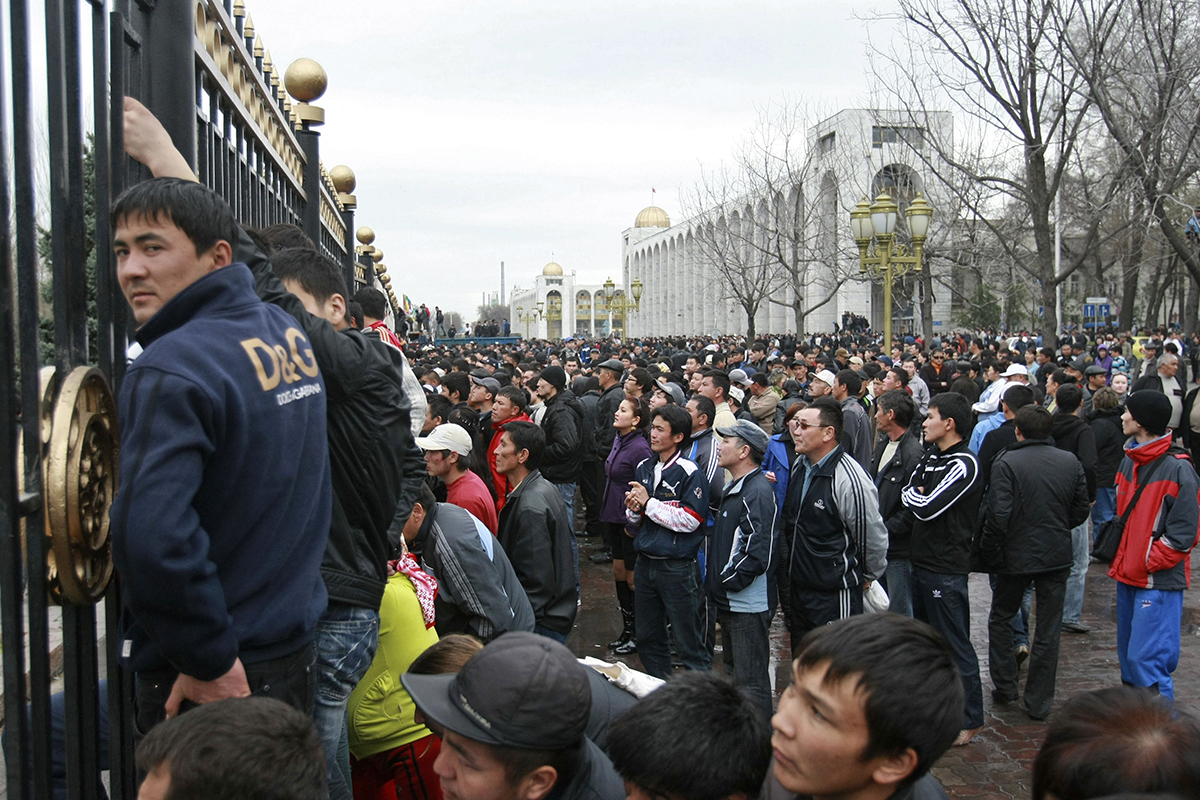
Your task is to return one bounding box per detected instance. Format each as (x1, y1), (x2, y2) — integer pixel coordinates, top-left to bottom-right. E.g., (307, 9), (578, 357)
(330, 165), (357, 209)
(284, 58), (327, 126)
(372, 249), (384, 263)
(356, 227), (376, 246)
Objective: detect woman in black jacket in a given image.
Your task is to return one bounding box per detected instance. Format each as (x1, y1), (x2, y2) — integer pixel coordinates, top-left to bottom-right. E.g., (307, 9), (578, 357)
(1088, 387), (1125, 528)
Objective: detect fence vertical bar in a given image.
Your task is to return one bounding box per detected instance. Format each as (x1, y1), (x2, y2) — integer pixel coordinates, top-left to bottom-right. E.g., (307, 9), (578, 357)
(0, 0), (31, 793)
(14, 1), (53, 798)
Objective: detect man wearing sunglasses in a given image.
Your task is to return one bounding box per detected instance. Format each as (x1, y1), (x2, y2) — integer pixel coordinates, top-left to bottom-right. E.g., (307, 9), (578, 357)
(919, 350), (954, 396)
(780, 398), (888, 648)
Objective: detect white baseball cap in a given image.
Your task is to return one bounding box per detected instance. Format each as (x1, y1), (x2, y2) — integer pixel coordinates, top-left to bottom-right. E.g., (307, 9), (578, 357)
(415, 423), (474, 456)
(1000, 364), (1028, 378)
(813, 369), (837, 387)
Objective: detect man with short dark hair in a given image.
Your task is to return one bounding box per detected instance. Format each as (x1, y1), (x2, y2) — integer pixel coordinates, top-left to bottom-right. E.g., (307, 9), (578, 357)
(901, 392), (985, 746)
(495, 421), (578, 642)
(1050, 384), (1099, 635)
(700, 370), (737, 430)
(135, 697), (326, 800)
(401, 484), (536, 640)
(768, 615), (962, 800)
(1032, 686), (1200, 800)
(607, 672), (772, 800)
(110, 174), (330, 731)
(710, 419), (778, 719)
(782, 398), (888, 642)
(981, 405), (1090, 720)
(871, 390), (924, 617)
(833, 369), (872, 471)
(746, 373), (779, 435)
(403, 633), (624, 800)
(625, 406), (712, 678)
(536, 365), (586, 533)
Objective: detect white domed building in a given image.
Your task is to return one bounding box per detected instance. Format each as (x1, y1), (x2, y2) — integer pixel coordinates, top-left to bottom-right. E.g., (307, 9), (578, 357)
(509, 260), (634, 340)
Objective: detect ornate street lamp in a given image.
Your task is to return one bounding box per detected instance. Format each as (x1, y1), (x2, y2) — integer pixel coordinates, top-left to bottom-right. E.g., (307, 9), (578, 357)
(602, 276), (643, 337)
(850, 192), (933, 349)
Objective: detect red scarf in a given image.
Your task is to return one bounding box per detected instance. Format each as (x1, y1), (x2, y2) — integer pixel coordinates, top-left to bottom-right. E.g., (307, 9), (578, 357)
(389, 554), (439, 629)
(366, 321), (404, 352)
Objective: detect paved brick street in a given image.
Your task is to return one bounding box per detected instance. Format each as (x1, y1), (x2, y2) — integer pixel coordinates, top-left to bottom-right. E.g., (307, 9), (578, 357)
(569, 535), (1200, 800)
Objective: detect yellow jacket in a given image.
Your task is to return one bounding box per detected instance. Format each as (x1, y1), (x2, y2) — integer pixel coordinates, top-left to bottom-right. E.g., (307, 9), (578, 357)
(348, 572), (440, 758)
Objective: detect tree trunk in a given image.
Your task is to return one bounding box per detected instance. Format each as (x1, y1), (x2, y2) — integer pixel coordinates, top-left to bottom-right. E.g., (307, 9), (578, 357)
(919, 268), (934, 338)
(1185, 273), (1199, 335)
(1145, 260), (1164, 329)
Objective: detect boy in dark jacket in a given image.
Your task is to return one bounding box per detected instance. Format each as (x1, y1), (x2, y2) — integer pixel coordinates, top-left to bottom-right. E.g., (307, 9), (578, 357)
(625, 406), (711, 678)
(981, 406), (1090, 720)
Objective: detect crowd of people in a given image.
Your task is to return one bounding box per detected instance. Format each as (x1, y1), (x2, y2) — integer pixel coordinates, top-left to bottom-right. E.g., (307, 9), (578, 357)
(101, 98), (1200, 800)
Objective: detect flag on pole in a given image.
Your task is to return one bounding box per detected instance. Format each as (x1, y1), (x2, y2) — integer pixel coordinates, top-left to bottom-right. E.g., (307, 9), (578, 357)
(402, 295), (413, 315)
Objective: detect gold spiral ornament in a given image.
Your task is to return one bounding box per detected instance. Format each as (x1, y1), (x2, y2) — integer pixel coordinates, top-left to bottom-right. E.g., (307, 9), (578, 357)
(45, 367), (118, 605)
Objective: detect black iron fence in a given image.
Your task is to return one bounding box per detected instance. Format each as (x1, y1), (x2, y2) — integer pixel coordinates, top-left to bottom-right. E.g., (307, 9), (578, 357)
(1, 2), (395, 797)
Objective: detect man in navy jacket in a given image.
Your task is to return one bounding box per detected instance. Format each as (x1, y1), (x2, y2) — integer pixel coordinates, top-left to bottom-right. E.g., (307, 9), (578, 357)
(710, 420), (778, 720)
(112, 118), (331, 735)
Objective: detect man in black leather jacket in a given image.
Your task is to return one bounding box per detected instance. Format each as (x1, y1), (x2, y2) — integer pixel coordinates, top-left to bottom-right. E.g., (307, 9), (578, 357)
(981, 405), (1090, 720)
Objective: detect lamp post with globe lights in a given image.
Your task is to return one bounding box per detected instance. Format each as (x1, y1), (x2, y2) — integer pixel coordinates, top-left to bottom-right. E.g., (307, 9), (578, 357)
(849, 192), (933, 349)
(603, 276), (644, 338)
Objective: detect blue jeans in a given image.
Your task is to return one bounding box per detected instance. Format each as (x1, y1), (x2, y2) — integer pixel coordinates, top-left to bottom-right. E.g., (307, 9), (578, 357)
(1063, 520), (1090, 624)
(555, 481), (581, 592)
(635, 557), (711, 679)
(885, 558), (913, 617)
(718, 609), (774, 721)
(1116, 583), (1183, 700)
(1092, 486), (1117, 528)
(911, 567), (984, 729)
(315, 603), (380, 800)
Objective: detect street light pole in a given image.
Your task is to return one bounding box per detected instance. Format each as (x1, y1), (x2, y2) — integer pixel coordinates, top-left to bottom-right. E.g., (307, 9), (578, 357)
(850, 192), (932, 350)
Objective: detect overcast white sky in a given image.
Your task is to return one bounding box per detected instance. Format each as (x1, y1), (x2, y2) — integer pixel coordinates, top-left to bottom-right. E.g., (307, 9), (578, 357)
(231, 0), (899, 320)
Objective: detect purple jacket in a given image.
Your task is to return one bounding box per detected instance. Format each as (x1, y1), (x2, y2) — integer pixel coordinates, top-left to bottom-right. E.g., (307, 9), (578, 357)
(602, 430), (652, 524)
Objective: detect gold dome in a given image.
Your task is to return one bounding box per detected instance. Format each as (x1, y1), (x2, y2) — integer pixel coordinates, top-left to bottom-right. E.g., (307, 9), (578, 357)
(329, 165), (356, 194)
(284, 58), (327, 102)
(542, 261), (564, 276)
(356, 226), (376, 245)
(634, 205), (670, 228)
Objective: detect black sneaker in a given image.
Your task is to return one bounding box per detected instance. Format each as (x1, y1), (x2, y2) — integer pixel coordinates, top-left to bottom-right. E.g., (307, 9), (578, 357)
(589, 550), (613, 564)
(613, 638), (637, 655)
(1015, 644), (1030, 666)
(1062, 621), (1091, 634)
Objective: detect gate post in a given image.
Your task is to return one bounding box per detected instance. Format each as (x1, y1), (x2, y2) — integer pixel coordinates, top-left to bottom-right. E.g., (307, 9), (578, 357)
(284, 59), (327, 257)
(144, 0), (197, 170)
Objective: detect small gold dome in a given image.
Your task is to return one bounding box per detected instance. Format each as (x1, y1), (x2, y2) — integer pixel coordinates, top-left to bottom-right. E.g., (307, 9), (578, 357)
(372, 249), (384, 263)
(542, 261), (564, 276)
(356, 226), (375, 245)
(284, 58), (327, 103)
(634, 205), (670, 228)
(329, 165), (356, 194)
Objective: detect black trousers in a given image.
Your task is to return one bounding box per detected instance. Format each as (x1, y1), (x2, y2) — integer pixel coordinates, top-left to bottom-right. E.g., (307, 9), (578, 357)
(134, 641), (316, 743)
(989, 568), (1068, 719)
(578, 458), (604, 535)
